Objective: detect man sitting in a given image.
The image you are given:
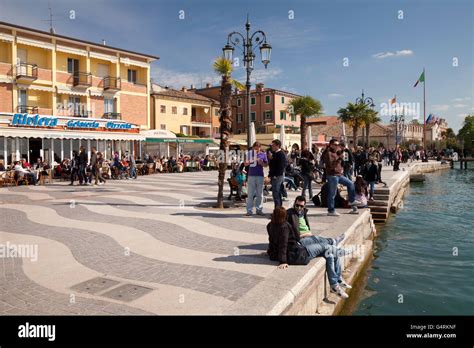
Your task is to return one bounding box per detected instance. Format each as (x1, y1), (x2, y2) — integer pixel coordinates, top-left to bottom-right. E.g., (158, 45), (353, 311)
(14, 161), (37, 185)
(286, 195), (352, 298)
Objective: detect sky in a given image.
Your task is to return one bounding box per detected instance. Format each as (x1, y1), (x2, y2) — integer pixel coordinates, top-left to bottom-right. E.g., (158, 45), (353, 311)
(0, 0), (472, 132)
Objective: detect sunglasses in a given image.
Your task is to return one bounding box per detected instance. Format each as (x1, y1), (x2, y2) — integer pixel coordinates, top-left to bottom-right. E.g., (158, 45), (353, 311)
(295, 204), (305, 208)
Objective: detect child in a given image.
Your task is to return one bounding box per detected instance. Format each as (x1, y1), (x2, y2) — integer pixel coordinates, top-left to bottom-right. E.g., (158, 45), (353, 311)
(354, 176), (368, 208)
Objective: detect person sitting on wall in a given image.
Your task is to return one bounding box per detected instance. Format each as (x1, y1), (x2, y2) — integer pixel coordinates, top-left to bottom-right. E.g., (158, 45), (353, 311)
(288, 196), (351, 297)
(267, 202), (352, 299)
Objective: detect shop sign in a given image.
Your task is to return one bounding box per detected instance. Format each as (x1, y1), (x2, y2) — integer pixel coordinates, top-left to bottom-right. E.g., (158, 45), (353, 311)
(11, 113), (58, 127)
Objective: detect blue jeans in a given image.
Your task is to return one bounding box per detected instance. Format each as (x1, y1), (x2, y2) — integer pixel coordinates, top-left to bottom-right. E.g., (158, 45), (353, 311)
(246, 175), (264, 214)
(300, 236), (342, 287)
(271, 175), (284, 207)
(130, 166), (137, 179)
(285, 176), (298, 190)
(327, 175), (356, 213)
(344, 166), (353, 181)
(368, 181), (376, 199)
(302, 173), (313, 199)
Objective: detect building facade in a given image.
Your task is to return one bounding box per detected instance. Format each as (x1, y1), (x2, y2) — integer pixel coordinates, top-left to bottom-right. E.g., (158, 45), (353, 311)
(0, 21), (157, 164)
(193, 82), (302, 135)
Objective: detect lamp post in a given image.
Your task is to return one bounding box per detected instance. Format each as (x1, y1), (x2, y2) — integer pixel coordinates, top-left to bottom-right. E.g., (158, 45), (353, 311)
(223, 15), (272, 148)
(390, 107), (405, 146)
(355, 89), (375, 146)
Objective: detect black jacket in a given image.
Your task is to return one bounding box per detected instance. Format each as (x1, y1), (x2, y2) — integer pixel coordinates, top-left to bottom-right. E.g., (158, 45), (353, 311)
(269, 150), (287, 177)
(267, 221), (299, 264)
(286, 207), (310, 237)
(363, 163), (379, 182)
(79, 151), (88, 166)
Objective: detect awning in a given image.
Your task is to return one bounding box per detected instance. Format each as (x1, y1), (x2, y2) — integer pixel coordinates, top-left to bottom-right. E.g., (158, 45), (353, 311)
(0, 33), (14, 42)
(56, 85), (88, 96)
(56, 45), (88, 57)
(17, 37), (54, 50)
(17, 84), (55, 93)
(89, 51), (118, 63)
(0, 127), (145, 141)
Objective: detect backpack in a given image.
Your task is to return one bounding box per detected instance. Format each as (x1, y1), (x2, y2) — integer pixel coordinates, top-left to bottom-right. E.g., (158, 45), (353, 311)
(288, 243), (311, 265)
(312, 192), (321, 207)
(319, 182), (347, 208)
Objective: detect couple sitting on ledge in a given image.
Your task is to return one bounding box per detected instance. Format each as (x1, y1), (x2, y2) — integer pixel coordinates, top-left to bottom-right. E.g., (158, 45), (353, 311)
(266, 195), (353, 299)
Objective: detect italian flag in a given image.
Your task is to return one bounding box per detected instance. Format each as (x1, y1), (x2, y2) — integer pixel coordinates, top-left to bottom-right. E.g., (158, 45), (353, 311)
(414, 70), (425, 87)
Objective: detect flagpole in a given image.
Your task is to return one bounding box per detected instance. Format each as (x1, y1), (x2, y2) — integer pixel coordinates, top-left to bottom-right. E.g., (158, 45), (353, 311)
(423, 67), (426, 150)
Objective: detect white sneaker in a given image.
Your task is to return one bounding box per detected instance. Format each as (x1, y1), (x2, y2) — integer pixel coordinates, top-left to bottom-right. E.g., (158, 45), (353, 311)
(349, 200), (361, 206)
(327, 211), (340, 217)
(330, 285), (349, 299)
(348, 209), (359, 214)
(338, 279), (352, 289)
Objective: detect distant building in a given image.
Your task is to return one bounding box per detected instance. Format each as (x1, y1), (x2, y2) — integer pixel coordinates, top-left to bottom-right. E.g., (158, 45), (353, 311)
(193, 82), (302, 135)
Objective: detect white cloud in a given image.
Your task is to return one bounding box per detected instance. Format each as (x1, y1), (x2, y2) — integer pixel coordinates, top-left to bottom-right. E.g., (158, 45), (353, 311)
(235, 67), (283, 84)
(453, 103), (468, 108)
(452, 97), (471, 102)
(328, 93), (344, 98)
(372, 49), (414, 59)
(432, 104), (450, 111)
(152, 68), (219, 89)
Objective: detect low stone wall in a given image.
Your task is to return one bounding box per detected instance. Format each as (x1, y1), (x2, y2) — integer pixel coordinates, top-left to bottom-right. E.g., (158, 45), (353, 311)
(278, 161), (450, 316)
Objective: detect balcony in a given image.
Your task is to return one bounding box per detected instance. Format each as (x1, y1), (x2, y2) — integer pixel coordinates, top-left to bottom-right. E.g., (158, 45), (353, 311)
(102, 112), (121, 120)
(73, 72), (92, 87)
(17, 105), (38, 114)
(103, 76), (121, 91)
(16, 62), (38, 82)
(191, 116), (211, 124)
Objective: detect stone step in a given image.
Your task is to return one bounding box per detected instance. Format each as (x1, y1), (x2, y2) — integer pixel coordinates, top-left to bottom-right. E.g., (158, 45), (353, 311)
(367, 200), (389, 207)
(374, 188), (390, 194)
(370, 211), (389, 219)
(373, 218), (387, 224)
(369, 206), (389, 213)
(373, 194), (390, 200)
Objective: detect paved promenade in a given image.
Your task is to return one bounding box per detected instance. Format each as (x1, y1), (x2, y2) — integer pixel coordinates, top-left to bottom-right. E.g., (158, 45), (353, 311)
(0, 163), (421, 315)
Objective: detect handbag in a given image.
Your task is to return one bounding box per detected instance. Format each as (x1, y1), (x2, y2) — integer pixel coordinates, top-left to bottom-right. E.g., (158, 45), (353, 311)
(288, 242), (310, 265)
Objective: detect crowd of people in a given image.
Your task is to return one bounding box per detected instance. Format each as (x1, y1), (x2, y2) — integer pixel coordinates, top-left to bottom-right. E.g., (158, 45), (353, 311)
(231, 138), (463, 297)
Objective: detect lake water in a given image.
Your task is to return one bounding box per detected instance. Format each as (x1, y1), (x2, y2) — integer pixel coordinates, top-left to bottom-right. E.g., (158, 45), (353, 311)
(353, 165), (474, 315)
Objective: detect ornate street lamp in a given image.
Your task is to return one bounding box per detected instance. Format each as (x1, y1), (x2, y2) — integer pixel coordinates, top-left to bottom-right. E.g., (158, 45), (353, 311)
(355, 89), (376, 108)
(223, 15), (272, 148)
(391, 106), (405, 146)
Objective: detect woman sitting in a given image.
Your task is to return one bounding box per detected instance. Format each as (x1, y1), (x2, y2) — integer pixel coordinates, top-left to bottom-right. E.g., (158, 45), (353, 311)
(354, 176), (369, 208)
(38, 161), (51, 184)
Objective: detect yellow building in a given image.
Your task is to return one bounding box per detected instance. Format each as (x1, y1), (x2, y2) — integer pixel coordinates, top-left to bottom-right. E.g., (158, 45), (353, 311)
(0, 21), (158, 163)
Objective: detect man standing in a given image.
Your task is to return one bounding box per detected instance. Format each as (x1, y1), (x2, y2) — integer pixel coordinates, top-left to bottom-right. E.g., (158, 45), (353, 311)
(323, 139), (360, 216)
(78, 146), (88, 185)
(244, 142), (268, 217)
(268, 139), (287, 208)
(341, 142), (353, 181)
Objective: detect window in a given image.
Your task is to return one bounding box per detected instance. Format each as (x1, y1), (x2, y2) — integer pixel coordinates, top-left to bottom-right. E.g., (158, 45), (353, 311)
(160, 105), (166, 113)
(160, 124), (166, 130)
(172, 106), (177, 114)
(264, 111), (273, 120)
(183, 107), (188, 115)
(291, 113), (296, 122)
(251, 112), (256, 122)
(281, 96), (285, 103)
(127, 69), (137, 83)
(265, 95), (271, 104)
(237, 113), (242, 123)
(104, 98), (114, 113)
(280, 111), (286, 120)
(180, 126), (188, 135)
(251, 97), (256, 105)
(67, 58), (79, 74)
(214, 109), (219, 116)
(237, 99), (242, 107)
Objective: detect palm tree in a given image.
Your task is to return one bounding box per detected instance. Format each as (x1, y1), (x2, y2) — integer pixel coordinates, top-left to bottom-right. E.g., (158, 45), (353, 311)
(363, 109), (381, 146)
(287, 96), (323, 150)
(337, 102), (367, 148)
(212, 57), (244, 208)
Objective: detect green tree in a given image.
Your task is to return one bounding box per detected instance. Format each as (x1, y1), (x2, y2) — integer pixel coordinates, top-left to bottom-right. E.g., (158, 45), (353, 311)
(363, 109), (381, 147)
(287, 96), (323, 150)
(212, 57), (244, 208)
(457, 115), (474, 154)
(337, 102), (367, 148)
